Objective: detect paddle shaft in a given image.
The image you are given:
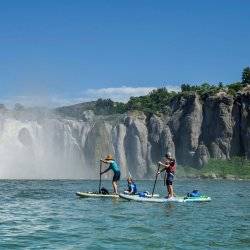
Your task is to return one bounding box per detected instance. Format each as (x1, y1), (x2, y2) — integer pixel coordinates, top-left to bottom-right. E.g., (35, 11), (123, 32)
(99, 161), (102, 194)
(152, 164), (160, 197)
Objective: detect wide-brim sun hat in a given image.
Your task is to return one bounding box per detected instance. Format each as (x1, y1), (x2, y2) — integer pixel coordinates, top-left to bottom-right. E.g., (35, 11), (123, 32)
(105, 154), (113, 160)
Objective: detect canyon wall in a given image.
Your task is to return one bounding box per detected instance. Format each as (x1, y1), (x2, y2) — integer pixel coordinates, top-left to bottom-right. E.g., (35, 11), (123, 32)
(0, 91), (249, 179)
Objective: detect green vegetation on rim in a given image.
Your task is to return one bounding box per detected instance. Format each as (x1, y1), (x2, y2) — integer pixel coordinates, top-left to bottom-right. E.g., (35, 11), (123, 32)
(54, 67), (249, 117)
(91, 67), (250, 115)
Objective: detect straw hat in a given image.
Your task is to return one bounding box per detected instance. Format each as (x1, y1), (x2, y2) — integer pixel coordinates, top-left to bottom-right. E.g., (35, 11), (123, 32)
(105, 154), (113, 160)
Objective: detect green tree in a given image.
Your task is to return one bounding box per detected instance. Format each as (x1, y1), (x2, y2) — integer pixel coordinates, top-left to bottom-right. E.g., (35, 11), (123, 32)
(94, 99), (114, 115)
(242, 67), (250, 84)
(218, 82), (224, 88)
(181, 84), (191, 92)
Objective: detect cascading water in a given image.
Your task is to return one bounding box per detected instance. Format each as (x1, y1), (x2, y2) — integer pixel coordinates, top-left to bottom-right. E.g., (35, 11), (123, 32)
(0, 109), (162, 179)
(0, 114), (94, 179)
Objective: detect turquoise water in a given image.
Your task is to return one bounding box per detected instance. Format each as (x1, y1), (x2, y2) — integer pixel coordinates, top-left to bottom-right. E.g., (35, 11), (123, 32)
(0, 179), (250, 249)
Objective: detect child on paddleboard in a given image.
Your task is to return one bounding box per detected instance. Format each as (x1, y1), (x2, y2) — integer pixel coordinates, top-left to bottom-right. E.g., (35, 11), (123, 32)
(157, 152), (176, 199)
(126, 177), (137, 195)
(100, 154), (121, 195)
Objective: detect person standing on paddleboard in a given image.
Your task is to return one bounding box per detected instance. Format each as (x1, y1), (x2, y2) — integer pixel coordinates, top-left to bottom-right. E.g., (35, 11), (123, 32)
(100, 154), (121, 195)
(157, 152), (176, 199)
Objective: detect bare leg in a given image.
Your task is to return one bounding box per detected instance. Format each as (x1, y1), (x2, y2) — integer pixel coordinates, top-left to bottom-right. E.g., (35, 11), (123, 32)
(167, 185), (170, 198)
(169, 185), (174, 198)
(112, 181), (118, 194)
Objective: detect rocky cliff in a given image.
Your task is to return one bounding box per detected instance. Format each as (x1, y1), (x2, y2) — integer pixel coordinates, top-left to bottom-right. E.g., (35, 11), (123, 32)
(0, 90), (249, 179)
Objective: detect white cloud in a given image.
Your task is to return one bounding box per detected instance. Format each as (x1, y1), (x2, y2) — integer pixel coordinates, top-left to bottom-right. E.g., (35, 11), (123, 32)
(85, 86), (156, 102)
(84, 85), (180, 102)
(87, 86), (155, 95)
(0, 85), (180, 108)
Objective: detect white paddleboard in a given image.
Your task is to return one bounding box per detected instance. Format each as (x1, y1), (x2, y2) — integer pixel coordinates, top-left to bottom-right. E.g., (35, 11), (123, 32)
(76, 191), (159, 199)
(76, 192), (119, 198)
(123, 191), (159, 198)
(119, 193), (211, 203)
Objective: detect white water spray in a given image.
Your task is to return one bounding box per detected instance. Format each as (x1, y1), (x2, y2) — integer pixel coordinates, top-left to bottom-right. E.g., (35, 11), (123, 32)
(0, 113), (93, 179)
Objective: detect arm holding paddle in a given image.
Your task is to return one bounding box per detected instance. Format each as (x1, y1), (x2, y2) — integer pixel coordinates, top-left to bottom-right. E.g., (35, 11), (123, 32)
(157, 161), (170, 175)
(100, 159), (111, 175)
(100, 159), (109, 164)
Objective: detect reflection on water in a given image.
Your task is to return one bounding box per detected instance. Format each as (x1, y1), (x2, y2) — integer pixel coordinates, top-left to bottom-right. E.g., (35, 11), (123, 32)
(164, 203), (176, 216)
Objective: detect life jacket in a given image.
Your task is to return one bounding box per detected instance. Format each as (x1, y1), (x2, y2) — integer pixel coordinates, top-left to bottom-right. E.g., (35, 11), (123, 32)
(165, 158), (176, 173)
(128, 183), (137, 194)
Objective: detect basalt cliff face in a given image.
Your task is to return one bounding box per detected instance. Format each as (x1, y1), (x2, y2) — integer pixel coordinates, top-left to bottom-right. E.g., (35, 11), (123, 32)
(0, 91), (249, 179)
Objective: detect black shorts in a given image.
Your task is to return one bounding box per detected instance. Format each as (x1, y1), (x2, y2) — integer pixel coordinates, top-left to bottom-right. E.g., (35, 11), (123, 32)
(113, 171), (120, 182)
(166, 173), (174, 186)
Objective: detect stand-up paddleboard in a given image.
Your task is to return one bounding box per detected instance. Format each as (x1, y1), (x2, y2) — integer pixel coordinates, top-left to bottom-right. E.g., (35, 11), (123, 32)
(123, 191), (159, 198)
(76, 192), (119, 198)
(183, 196), (211, 202)
(76, 191), (159, 199)
(119, 193), (211, 203)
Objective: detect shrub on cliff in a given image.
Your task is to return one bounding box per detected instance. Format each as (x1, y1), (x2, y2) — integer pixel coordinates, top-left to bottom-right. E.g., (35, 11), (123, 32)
(126, 88), (176, 113)
(181, 83), (221, 99)
(242, 66), (250, 85)
(94, 98), (126, 115)
(227, 82), (243, 95)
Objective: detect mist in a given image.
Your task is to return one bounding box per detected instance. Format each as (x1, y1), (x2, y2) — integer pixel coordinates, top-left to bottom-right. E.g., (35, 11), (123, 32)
(0, 107), (95, 179)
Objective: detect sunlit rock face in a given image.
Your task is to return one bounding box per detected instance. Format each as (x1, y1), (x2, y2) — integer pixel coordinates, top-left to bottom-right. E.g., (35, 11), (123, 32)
(169, 93), (203, 166)
(0, 91), (249, 179)
(201, 95), (234, 160)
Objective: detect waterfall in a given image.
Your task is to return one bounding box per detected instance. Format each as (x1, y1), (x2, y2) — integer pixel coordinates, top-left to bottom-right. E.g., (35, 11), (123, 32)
(0, 110), (158, 179)
(0, 115), (92, 179)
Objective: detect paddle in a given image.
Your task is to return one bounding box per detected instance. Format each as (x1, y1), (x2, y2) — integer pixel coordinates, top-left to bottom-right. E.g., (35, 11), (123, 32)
(152, 163), (160, 197)
(99, 160), (102, 194)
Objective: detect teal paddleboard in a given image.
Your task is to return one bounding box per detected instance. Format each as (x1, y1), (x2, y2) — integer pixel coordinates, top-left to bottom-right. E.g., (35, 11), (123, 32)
(119, 193), (211, 203)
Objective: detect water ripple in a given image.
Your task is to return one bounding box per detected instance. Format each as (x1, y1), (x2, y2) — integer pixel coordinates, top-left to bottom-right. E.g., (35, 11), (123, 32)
(0, 180), (249, 249)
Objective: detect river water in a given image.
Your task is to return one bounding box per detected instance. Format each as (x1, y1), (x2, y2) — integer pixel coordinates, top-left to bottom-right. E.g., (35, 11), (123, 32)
(0, 179), (249, 249)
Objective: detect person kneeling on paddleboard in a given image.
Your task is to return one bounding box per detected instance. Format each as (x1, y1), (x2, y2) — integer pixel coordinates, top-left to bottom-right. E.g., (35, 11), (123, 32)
(126, 177), (137, 195)
(100, 154), (121, 195)
(157, 152), (176, 199)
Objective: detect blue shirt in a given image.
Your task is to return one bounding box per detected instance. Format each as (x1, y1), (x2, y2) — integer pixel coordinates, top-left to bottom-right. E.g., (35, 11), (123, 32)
(106, 160), (120, 173)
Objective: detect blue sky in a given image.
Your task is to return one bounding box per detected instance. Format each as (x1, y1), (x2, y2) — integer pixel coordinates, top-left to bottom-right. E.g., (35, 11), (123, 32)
(0, 0), (249, 106)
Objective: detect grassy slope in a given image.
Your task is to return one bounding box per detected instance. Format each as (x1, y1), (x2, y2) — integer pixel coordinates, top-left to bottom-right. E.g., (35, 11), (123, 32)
(177, 157), (250, 179)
